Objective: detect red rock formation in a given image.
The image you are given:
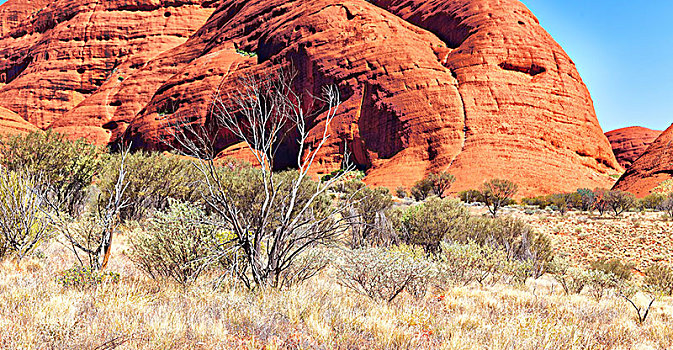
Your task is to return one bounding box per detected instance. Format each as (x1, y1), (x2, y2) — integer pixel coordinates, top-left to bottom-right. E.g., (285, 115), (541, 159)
(614, 124), (673, 197)
(0, 0), (216, 133)
(0, 106), (38, 136)
(1, 0), (623, 196)
(605, 126), (662, 169)
(0, 0), (51, 37)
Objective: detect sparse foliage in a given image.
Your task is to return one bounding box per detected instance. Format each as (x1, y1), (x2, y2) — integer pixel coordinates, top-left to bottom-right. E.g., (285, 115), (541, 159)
(604, 189), (636, 216)
(345, 186), (395, 248)
(427, 171), (455, 199)
(129, 200), (220, 286)
(0, 169), (52, 264)
(480, 179), (518, 217)
(0, 130), (104, 215)
(645, 263), (673, 296)
(167, 68), (353, 289)
(336, 246), (431, 302)
(392, 197), (467, 254)
(410, 178), (433, 201)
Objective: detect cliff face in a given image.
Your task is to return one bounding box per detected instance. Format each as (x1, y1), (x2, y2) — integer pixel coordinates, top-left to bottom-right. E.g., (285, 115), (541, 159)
(605, 126), (662, 169)
(614, 124), (673, 197)
(0, 0), (622, 196)
(0, 0), (51, 37)
(0, 0), (216, 134)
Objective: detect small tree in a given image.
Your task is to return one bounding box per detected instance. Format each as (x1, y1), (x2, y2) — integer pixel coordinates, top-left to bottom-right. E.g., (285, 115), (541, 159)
(410, 178), (433, 201)
(168, 68), (354, 289)
(549, 193), (572, 216)
(480, 179), (518, 217)
(593, 188), (610, 216)
(44, 147), (130, 271)
(657, 194), (673, 218)
(427, 171), (455, 198)
(604, 189), (636, 216)
(576, 188), (596, 212)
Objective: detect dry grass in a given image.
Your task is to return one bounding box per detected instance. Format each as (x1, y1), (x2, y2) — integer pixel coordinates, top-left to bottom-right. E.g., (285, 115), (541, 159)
(1, 232), (672, 350)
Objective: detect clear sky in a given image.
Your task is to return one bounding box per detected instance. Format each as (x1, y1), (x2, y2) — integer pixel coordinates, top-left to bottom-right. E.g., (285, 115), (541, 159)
(521, 0), (673, 132)
(0, 0), (671, 132)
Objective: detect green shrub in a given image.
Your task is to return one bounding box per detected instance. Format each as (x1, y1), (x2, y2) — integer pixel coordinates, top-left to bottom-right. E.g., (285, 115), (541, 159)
(129, 200), (221, 286)
(437, 241), (508, 286)
(392, 197), (467, 254)
(584, 269), (621, 301)
(395, 186), (408, 199)
(0, 130), (104, 215)
(335, 245), (432, 302)
(590, 258), (633, 281)
(410, 178), (433, 201)
(547, 257), (588, 294)
(346, 186), (394, 248)
(640, 193), (665, 210)
(576, 188), (596, 212)
(0, 170), (53, 263)
(427, 171), (455, 198)
(645, 263), (673, 296)
(98, 151), (205, 221)
(56, 266), (120, 290)
(451, 216), (553, 274)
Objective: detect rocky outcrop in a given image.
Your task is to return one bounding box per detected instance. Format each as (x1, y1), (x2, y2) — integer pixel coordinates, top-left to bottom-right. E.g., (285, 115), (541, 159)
(0, 106), (39, 136)
(0, 0), (51, 37)
(614, 124), (673, 197)
(0, 0), (216, 133)
(1, 0), (622, 196)
(605, 126), (662, 169)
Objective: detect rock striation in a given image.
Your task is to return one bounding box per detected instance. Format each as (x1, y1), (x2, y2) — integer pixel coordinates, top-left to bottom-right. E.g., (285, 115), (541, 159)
(0, 0), (51, 37)
(0, 106), (39, 136)
(0, 0), (623, 196)
(605, 126), (662, 169)
(614, 124), (673, 197)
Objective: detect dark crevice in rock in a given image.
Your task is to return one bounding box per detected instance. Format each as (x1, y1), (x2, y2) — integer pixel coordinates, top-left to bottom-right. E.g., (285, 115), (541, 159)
(499, 62), (546, 76)
(0, 55), (32, 83)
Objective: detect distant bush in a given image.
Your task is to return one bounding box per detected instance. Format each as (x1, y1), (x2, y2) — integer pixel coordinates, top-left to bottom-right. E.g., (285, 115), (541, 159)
(56, 266), (120, 290)
(395, 186), (408, 199)
(590, 258), (633, 281)
(129, 200), (220, 286)
(458, 189), (483, 203)
(479, 179), (518, 217)
(604, 190), (636, 216)
(576, 188), (596, 212)
(410, 171), (455, 201)
(521, 195), (551, 209)
(0, 130), (104, 215)
(645, 263), (673, 296)
(98, 152), (205, 221)
(640, 193), (665, 210)
(410, 178), (433, 201)
(392, 197), (467, 254)
(336, 245), (431, 302)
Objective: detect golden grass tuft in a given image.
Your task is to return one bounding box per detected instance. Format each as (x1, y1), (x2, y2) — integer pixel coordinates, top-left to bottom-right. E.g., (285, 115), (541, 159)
(0, 234), (672, 349)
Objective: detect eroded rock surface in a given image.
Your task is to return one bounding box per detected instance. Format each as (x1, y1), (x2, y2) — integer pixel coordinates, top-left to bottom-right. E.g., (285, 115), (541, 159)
(614, 124), (673, 197)
(1, 0), (622, 196)
(605, 126), (661, 169)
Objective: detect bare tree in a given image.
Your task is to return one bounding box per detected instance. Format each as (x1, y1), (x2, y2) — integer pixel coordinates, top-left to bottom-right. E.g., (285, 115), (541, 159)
(605, 189), (636, 216)
(0, 169), (52, 265)
(168, 68), (356, 289)
(43, 147), (130, 270)
(480, 179), (518, 217)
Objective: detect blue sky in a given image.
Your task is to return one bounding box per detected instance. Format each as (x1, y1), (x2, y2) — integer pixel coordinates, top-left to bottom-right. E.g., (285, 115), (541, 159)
(521, 0), (673, 132)
(1, 0), (671, 132)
